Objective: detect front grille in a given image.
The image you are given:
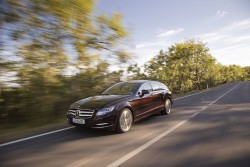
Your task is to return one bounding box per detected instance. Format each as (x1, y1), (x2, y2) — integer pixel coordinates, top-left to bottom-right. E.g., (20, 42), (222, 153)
(69, 109), (94, 119)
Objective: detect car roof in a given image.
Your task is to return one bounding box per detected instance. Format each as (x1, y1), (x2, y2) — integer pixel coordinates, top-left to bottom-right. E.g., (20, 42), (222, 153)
(125, 80), (152, 84)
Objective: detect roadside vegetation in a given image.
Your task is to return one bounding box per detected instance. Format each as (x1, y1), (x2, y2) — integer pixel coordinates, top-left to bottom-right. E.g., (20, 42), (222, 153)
(128, 40), (250, 93)
(0, 0), (249, 137)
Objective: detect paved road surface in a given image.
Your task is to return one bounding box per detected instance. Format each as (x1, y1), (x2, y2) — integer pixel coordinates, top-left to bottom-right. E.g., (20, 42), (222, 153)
(1, 82), (250, 167)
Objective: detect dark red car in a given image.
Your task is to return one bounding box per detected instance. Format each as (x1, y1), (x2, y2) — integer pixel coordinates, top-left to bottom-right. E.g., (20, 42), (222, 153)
(67, 80), (173, 133)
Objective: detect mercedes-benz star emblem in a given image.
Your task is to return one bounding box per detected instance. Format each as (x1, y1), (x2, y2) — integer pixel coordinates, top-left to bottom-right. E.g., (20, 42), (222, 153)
(76, 110), (80, 116)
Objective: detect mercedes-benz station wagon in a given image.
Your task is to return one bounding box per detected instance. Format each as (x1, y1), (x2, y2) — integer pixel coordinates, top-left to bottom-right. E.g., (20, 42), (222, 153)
(67, 80), (173, 133)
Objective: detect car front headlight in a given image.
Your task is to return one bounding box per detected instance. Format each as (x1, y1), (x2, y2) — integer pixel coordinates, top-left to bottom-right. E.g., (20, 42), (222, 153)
(96, 106), (115, 116)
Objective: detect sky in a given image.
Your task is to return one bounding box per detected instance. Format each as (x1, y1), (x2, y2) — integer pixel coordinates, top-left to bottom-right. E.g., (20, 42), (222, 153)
(96, 0), (250, 67)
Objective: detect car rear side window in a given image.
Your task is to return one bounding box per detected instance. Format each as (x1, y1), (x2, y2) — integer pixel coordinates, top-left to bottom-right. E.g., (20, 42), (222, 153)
(158, 82), (169, 91)
(150, 82), (160, 91)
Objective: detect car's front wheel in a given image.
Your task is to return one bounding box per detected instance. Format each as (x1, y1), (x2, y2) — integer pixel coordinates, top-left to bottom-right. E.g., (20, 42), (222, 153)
(116, 108), (133, 133)
(161, 99), (171, 115)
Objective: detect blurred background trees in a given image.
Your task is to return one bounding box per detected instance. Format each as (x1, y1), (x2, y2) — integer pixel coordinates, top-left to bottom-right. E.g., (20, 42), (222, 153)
(0, 0), (129, 130)
(0, 1), (249, 133)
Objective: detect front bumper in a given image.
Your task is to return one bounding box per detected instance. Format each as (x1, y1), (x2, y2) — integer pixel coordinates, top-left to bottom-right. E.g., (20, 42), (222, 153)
(67, 113), (117, 130)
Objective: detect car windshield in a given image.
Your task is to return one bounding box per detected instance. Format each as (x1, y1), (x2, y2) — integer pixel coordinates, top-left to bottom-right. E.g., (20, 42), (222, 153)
(102, 82), (140, 95)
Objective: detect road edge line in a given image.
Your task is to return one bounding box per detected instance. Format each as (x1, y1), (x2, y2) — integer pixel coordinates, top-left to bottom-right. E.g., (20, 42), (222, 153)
(174, 83), (228, 101)
(0, 126), (74, 147)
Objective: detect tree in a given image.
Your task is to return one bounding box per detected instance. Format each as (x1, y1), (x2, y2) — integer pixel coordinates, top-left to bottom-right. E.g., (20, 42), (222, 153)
(127, 63), (147, 80)
(220, 65), (246, 83)
(141, 40), (217, 92)
(243, 66), (250, 81)
(128, 40), (250, 93)
(0, 0), (130, 130)
(129, 39), (248, 94)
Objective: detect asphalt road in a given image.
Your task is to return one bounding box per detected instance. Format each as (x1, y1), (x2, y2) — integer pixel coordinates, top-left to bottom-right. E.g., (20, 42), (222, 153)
(1, 82), (250, 167)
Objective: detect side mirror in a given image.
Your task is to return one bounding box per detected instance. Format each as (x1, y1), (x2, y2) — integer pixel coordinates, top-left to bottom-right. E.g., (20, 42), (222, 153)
(142, 89), (150, 94)
(141, 89), (150, 96)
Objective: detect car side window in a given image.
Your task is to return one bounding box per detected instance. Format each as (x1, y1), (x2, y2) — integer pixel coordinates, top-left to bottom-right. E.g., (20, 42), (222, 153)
(138, 83), (152, 95)
(150, 82), (160, 91)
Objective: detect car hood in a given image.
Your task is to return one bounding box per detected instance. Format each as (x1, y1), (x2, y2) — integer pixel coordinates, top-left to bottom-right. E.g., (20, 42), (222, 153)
(70, 95), (130, 109)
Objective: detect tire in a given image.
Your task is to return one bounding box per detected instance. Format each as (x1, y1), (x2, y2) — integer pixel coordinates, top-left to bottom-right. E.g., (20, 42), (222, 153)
(161, 99), (171, 115)
(116, 108), (133, 133)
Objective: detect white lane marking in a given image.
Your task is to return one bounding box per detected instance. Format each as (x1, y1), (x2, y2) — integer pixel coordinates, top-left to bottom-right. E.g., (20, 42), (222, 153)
(0, 127), (74, 147)
(106, 120), (187, 167)
(106, 84), (239, 167)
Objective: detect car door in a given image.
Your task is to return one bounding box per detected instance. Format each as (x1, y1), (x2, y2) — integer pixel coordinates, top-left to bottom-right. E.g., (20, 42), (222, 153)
(150, 81), (165, 109)
(158, 82), (171, 105)
(133, 82), (154, 119)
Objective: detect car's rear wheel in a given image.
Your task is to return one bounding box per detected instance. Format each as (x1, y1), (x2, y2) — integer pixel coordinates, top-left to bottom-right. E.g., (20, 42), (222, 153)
(161, 99), (171, 115)
(116, 108), (133, 133)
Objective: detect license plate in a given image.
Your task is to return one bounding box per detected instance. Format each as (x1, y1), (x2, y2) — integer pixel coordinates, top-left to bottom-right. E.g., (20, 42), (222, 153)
(72, 118), (85, 124)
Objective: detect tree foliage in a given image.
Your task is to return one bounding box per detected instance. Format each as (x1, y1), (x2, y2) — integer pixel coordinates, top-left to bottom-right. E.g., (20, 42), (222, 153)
(0, 0), (130, 130)
(128, 40), (248, 93)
